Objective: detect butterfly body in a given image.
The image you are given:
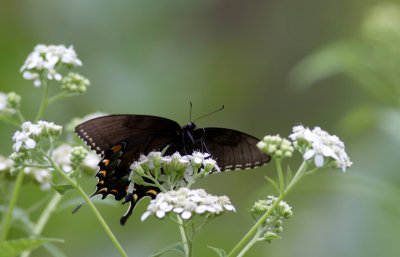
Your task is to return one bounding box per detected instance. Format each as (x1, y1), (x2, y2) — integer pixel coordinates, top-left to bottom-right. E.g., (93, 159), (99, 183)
(75, 114), (270, 224)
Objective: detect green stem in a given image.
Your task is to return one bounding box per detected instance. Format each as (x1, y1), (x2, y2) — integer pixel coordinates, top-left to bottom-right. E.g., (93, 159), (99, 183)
(46, 91), (69, 105)
(16, 110), (25, 123)
(0, 116), (20, 127)
(226, 193), (284, 257)
(46, 156), (128, 257)
(236, 228), (263, 257)
(285, 161), (308, 194)
(0, 171), (25, 242)
(177, 215), (191, 257)
(227, 160), (309, 257)
(21, 192), (63, 257)
(276, 158), (285, 194)
(35, 80), (49, 122)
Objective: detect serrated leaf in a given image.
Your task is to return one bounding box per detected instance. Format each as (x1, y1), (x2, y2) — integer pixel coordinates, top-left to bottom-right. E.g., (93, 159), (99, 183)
(52, 184), (74, 195)
(207, 246), (226, 257)
(0, 237), (64, 257)
(264, 176), (280, 193)
(149, 242), (185, 257)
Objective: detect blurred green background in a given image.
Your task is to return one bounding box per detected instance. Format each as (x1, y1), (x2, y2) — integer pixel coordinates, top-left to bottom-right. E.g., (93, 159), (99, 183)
(1, 0), (400, 256)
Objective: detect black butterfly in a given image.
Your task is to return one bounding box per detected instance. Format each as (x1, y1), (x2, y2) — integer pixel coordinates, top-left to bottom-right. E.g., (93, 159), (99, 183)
(75, 114), (271, 225)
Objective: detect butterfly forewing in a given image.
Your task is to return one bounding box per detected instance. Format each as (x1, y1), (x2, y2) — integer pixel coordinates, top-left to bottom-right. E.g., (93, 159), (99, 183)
(75, 115), (181, 156)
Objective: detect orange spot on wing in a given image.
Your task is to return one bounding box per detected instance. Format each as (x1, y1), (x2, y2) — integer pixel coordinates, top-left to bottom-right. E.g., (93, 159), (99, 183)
(97, 187), (108, 193)
(146, 189), (158, 196)
(102, 159), (110, 166)
(98, 180), (104, 185)
(111, 144), (122, 153)
(111, 189), (118, 194)
(98, 170), (107, 177)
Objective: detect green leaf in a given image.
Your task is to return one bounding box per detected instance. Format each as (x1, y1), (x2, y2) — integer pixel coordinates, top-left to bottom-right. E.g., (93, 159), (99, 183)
(207, 246), (226, 257)
(0, 237), (64, 257)
(149, 242), (185, 257)
(264, 176), (280, 193)
(51, 184), (74, 195)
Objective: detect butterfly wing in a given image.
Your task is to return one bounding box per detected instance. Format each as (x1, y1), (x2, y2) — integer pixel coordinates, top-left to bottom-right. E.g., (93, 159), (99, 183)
(75, 115), (181, 224)
(187, 128), (271, 171)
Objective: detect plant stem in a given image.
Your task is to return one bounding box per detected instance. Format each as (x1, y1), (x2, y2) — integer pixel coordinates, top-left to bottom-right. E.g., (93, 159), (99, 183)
(35, 80), (49, 122)
(236, 228), (263, 257)
(46, 156), (128, 257)
(226, 193), (284, 257)
(0, 116), (20, 127)
(276, 158), (285, 194)
(0, 170), (25, 242)
(227, 160), (308, 257)
(16, 109), (25, 123)
(177, 215), (191, 257)
(21, 192), (63, 257)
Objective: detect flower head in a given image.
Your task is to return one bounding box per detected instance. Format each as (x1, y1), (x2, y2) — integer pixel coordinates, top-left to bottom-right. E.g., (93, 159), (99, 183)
(257, 135), (294, 159)
(20, 44), (82, 87)
(289, 125), (352, 172)
(0, 155), (13, 181)
(23, 167), (52, 190)
(251, 196), (293, 242)
(61, 72), (90, 94)
(128, 151), (220, 190)
(0, 92), (21, 116)
(141, 188), (235, 221)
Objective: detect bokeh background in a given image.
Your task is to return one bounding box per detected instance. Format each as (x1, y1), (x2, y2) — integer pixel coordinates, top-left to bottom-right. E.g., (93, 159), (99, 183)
(1, 0), (400, 256)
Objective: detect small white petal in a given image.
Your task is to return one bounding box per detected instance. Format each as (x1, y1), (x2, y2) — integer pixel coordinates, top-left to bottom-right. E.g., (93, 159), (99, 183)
(224, 204), (236, 212)
(173, 207), (184, 213)
(314, 154), (324, 167)
(24, 138), (36, 149)
(181, 211), (192, 219)
(156, 210), (166, 218)
(195, 205), (207, 214)
(303, 149), (315, 160)
(141, 211), (151, 221)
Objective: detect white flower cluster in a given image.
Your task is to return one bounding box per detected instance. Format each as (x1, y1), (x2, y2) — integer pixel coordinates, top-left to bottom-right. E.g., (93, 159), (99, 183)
(0, 155), (13, 173)
(12, 121), (62, 152)
(251, 196), (293, 241)
(53, 144), (99, 173)
(0, 92), (21, 115)
(141, 188), (235, 221)
(289, 125), (352, 172)
(257, 135), (294, 159)
(23, 166), (53, 190)
(20, 44), (82, 87)
(61, 72), (90, 94)
(129, 151), (220, 189)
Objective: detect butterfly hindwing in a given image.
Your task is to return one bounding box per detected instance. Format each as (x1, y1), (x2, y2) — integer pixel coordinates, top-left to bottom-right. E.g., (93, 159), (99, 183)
(190, 128), (271, 171)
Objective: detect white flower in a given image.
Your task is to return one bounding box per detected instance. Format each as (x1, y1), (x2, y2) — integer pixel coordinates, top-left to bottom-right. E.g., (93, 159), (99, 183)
(0, 155), (13, 171)
(141, 188), (235, 221)
(53, 144), (73, 173)
(0, 92), (7, 111)
(82, 152), (100, 169)
(23, 167), (52, 191)
(20, 44), (82, 86)
(289, 125), (352, 172)
(12, 131), (36, 152)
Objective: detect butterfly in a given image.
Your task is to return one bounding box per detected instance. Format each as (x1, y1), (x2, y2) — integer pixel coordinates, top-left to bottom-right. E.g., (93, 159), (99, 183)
(75, 114), (271, 224)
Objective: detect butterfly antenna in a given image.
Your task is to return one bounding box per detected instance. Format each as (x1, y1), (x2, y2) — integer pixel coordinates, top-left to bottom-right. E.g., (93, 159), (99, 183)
(190, 101), (193, 122)
(193, 105), (224, 122)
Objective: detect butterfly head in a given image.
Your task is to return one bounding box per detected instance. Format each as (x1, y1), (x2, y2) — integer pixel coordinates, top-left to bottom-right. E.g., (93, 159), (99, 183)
(184, 122), (197, 131)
